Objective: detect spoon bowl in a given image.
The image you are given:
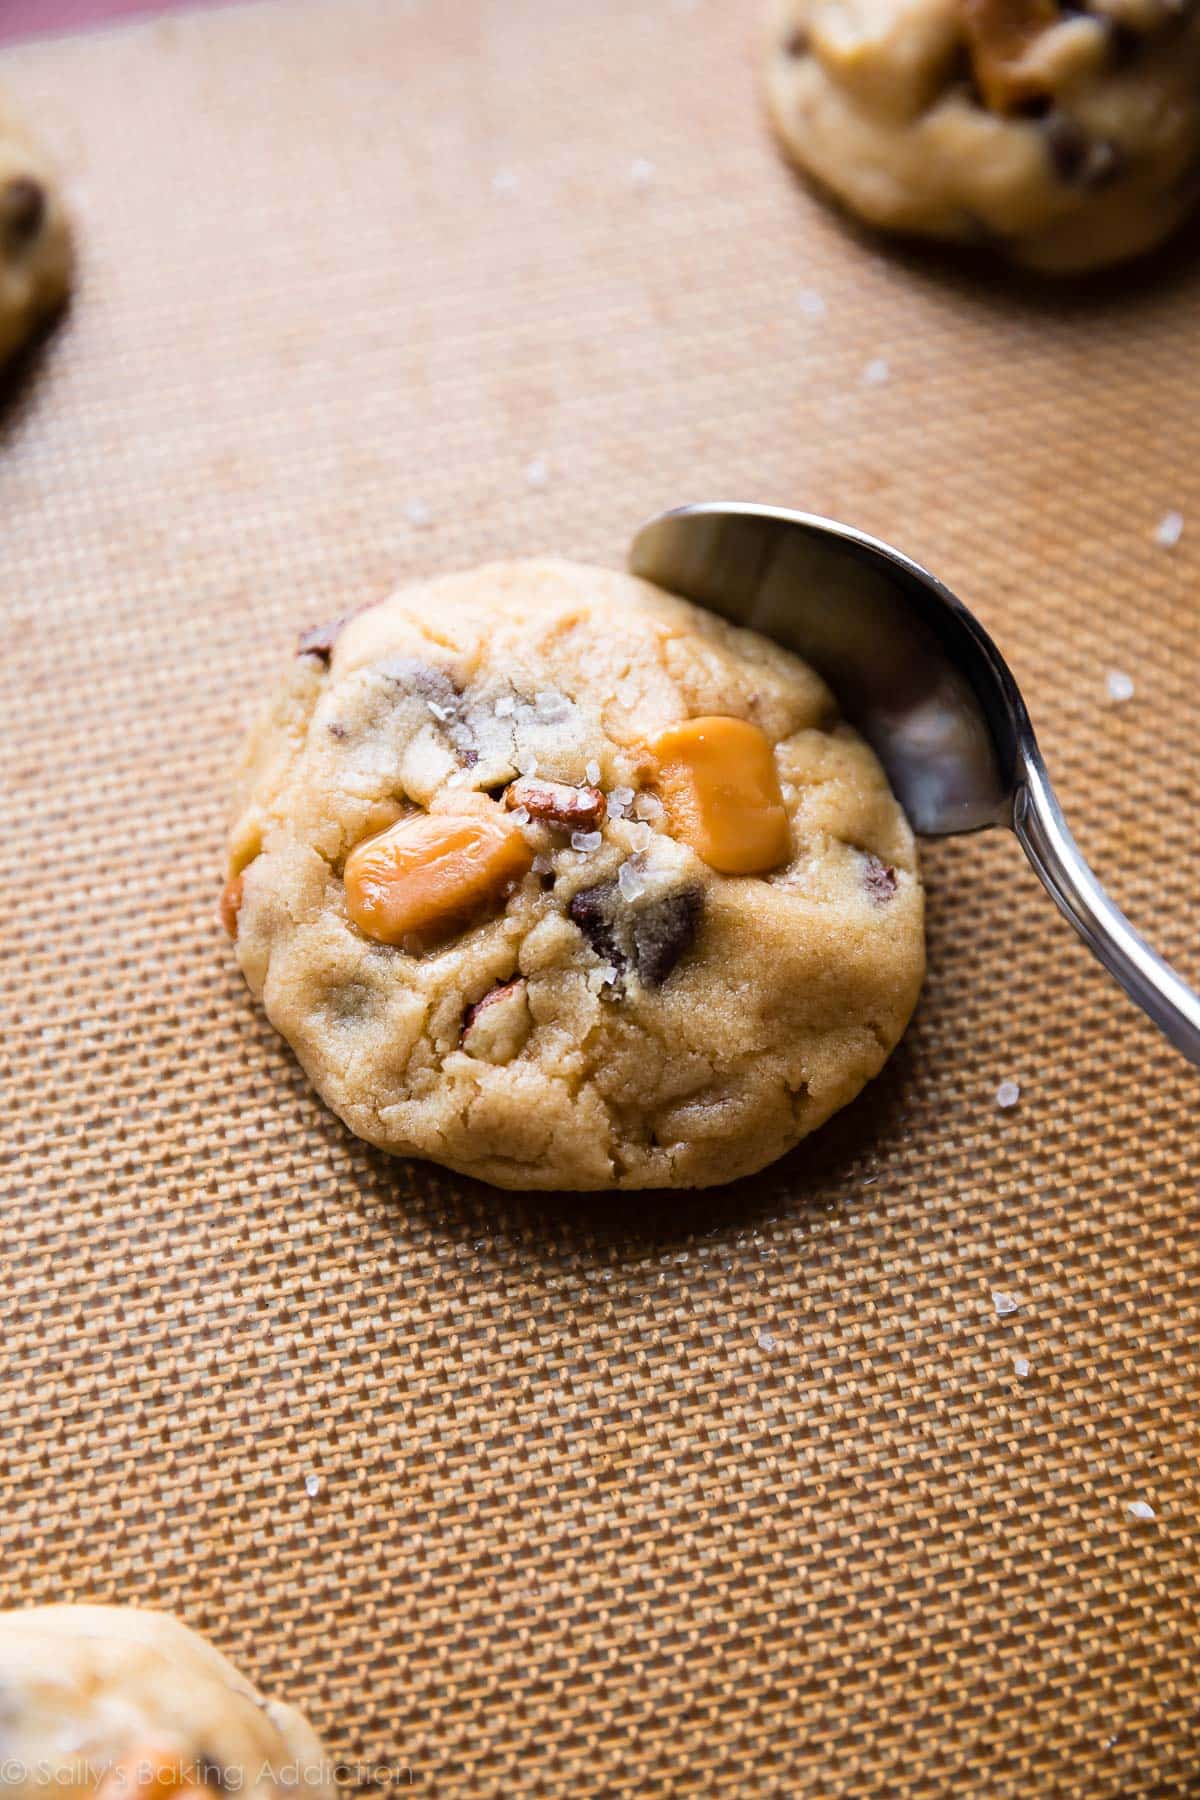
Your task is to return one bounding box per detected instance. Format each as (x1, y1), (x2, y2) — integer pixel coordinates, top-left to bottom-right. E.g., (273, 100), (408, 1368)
(630, 502), (1200, 1067)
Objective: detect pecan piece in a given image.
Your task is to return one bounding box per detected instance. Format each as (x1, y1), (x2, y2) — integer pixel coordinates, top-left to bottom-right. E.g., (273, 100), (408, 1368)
(461, 977), (531, 1064)
(505, 777), (606, 830)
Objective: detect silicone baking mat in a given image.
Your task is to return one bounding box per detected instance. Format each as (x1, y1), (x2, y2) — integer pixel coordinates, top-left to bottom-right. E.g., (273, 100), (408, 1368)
(1, 2), (1197, 1794)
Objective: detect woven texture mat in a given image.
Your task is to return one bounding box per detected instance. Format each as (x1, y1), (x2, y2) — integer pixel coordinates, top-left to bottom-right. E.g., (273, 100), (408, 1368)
(1, 2), (1198, 1794)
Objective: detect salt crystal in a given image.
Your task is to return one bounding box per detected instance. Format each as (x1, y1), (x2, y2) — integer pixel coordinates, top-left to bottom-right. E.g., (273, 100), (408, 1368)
(515, 752), (539, 776)
(863, 357), (890, 386)
(633, 792), (663, 822)
(629, 157), (655, 187)
(1106, 670), (1135, 703)
(1013, 1356), (1031, 1378)
(992, 1291), (1019, 1317)
(585, 759), (602, 786)
(618, 859), (646, 901)
(996, 1079), (1021, 1110)
(607, 798), (627, 819)
(526, 457), (549, 489)
(512, 806), (531, 826)
(405, 498), (431, 528)
(494, 695), (515, 717)
(427, 699), (450, 722)
(571, 829), (603, 853)
(628, 822), (653, 850)
(305, 1474), (320, 1498)
(532, 853), (553, 875)
(1127, 1500), (1156, 1521)
(1154, 510), (1183, 549)
(611, 786), (635, 807)
(492, 169), (519, 195)
(587, 963), (619, 994)
(798, 288), (826, 319)
(446, 770), (468, 787)
(535, 688), (569, 721)
(757, 1330), (776, 1351)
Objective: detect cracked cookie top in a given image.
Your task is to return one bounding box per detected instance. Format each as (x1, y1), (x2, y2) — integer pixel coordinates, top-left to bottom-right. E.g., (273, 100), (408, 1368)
(224, 559), (924, 1191)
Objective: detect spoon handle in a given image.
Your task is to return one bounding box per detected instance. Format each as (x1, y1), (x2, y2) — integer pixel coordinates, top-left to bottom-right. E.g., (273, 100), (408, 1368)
(1013, 747), (1200, 1068)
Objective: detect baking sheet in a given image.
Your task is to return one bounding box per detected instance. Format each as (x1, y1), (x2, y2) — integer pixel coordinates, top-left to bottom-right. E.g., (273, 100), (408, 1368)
(1, 1), (1198, 1794)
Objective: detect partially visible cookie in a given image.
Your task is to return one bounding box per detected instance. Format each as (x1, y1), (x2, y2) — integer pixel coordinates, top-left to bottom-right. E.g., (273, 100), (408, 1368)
(223, 559), (924, 1192)
(763, 0), (1200, 272)
(0, 116), (72, 364)
(0, 1605), (334, 1800)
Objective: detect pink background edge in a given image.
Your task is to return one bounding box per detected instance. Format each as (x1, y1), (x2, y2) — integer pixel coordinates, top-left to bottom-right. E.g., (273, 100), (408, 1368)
(0, 0), (235, 47)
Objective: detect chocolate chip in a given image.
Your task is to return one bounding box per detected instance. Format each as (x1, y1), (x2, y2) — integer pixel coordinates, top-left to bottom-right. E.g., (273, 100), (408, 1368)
(783, 25), (809, 55)
(631, 886), (704, 988)
(1044, 113), (1124, 187)
(863, 855), (898, 904)
(1, 176), (45, 250)
(328, 721), (349, 740)
(1010, 92), (1053, 120)
(568, 881), (704, 989)
(568, 882), (625, 973)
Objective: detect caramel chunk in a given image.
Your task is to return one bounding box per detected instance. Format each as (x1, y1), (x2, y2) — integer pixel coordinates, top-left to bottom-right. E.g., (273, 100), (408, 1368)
(505, 777), (606, 830)
(652, 717), (791, 876)
(96, 1746), (208, 1800)
(344, 804), (533, 946)
(961, 0), (1059, 112)
(218, 874), (244, 937)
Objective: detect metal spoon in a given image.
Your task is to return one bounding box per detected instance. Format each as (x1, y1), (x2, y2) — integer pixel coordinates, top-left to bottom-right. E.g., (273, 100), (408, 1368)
(629, 501), (1200, 1068)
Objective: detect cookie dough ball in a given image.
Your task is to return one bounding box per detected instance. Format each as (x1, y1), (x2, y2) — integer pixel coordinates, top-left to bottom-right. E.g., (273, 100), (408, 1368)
(224, 559), (924, 1191)
(0, 1606), (334, 1800)
(0, 119), (72, 362)
(763, 0), (1200, 271)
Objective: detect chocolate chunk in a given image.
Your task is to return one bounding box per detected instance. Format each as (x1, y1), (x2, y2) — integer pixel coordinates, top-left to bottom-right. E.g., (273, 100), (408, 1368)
(631, 886), (704, 988)
(863, 855), (898, 904)
(1044, 113), (1124, 187)
(783, 25), (809, 55)
(506, 776), (606, 830)
(568, 882), (625, 973)
(1, 176), (45, 249)
(569, 880), (704, 989)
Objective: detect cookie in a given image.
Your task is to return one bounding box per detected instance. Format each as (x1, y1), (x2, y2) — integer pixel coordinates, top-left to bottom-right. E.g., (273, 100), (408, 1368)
(0, 1606), (333, 1800)
(0, 118), (72, 364)
(224, 559), (924, 1191)
(763, 0), (1200, 271)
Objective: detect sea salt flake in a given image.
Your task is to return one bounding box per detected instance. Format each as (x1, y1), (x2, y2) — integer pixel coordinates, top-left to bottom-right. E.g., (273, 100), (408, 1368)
(405, 498), (432, 528)
(628, 822), (653, 850)
(618, 859), (647, 901)
(494, 694), (515, 717)
(572, 829), (603, 853)
(996, 1079), (1021, 1110)
(1013, 1356), (1031, 1378)
(511, 806), (531, 826)
(862, 357), (890, 386)
(1154, 510), (1183, 548)
(633, 792), (663, 821)
(607, 798), (627, 819)
(426, 699), (451, 722)
(992, 1291), (1019, 1317)
(1127, 1500), (1156, 1521)
(446, 770), (469, 788)
(515, 752), (539, 776)
(526, 457), (549, 489)
(532, 853), (553, 875)
(1106, 669), (1135, 703)
(304, 1474), (320, 1498)
(611, 786), (635, 807)
(585, 759), (602, 785)
(535, 688), (569, 721)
